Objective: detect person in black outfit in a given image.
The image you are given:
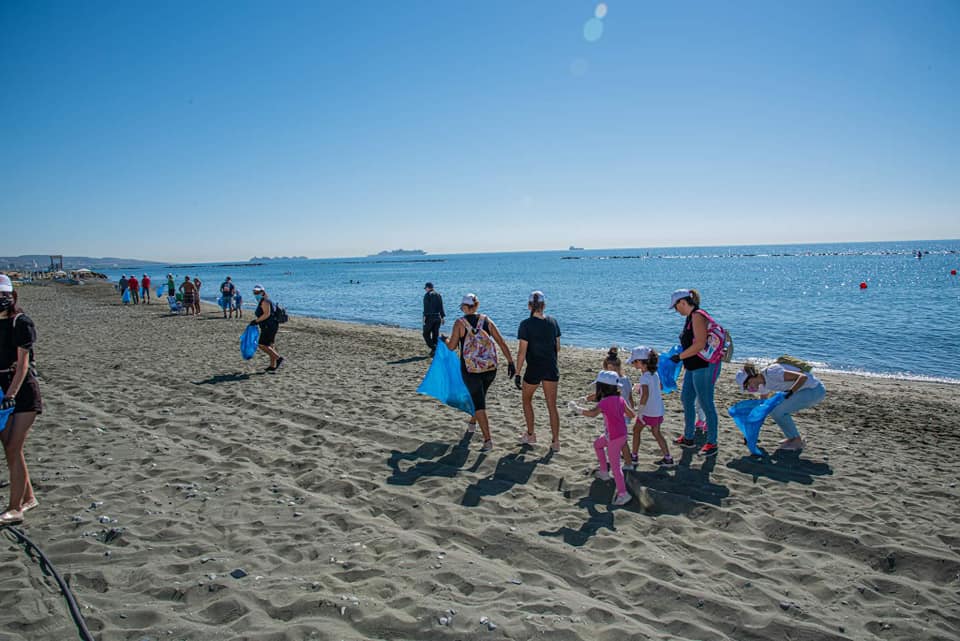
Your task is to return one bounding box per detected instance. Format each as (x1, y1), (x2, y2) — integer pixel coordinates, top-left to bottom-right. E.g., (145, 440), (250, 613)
(0, 275), (42, 526)
(250, 284), (285, 372)
(422, 282), (445, 356)
(514, 291), (562, 451)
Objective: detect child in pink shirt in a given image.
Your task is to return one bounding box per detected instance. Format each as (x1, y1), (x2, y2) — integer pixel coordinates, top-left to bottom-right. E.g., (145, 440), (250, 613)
(577, 370), (635, 506)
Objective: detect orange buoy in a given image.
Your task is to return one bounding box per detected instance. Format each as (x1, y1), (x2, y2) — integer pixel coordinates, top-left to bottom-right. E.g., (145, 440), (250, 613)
(859, 282), (868, 289)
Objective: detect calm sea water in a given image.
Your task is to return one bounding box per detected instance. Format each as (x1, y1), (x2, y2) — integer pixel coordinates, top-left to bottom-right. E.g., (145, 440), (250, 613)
(104, 240), (960, 382)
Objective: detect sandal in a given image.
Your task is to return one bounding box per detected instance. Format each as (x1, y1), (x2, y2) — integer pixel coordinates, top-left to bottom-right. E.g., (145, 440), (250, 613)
(22, 498), (39, 513)
(0, 509), (24, 526)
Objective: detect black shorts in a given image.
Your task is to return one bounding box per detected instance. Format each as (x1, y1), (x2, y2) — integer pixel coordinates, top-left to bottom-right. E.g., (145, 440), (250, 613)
(0, 372), (43, 415)
(258, 322), (279, 347)
(461, 366), (496, 412)
(523, 365), (559, 386)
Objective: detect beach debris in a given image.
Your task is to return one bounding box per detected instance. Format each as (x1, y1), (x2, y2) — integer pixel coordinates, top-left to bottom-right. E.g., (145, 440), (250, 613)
(885, 553), (896, 571)
(339, 606), (347, 616)
(103, 527), (124, 544)
(98, 516), (116, 524)
(230, 569), (248, 579)
(207, 574), (217, 581)
(90, 501), (104, 509)
(779, 601), (798, 611)
(438, 616), (450, 626)
(509, 578), (522, 585)
(480, 616), (489, 624)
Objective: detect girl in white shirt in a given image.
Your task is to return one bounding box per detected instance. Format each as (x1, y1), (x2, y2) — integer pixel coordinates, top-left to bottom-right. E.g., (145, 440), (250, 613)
(736, 360), (826, 451)
(627, 346), (675, 468)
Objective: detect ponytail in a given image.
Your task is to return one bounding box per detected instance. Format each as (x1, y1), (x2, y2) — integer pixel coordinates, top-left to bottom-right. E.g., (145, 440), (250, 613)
(688, 289), (701, 307)
(645, 349), (659, 374)
(604, 346), (621, 370)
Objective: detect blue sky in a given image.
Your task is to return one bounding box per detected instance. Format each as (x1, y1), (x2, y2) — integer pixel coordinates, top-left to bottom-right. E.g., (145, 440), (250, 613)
(2, 0), (958, 261)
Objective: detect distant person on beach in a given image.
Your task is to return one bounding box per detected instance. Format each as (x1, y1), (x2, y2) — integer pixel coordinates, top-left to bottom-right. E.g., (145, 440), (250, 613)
(193, 278), (203, 315)
(141, 274), (151, 304)
(179, 276), (198, 316)
(118, 274), (128, 298)
(127, 274), (139, 304)
(736, 358), (826, 451)
(250, 285), (284, 371)
(0, 275), (42, 526)
(627, 346), (674, 468)
(422, 282), (445, 356)
(574, 370), (634, 506)
(166, 273), (175, 297)
(233, 292), (243, 319)
(514, 291), (561, 451)
(669, 288), (723, 458)
(220, 276), (236, 319)
(443, 293), (514, 453)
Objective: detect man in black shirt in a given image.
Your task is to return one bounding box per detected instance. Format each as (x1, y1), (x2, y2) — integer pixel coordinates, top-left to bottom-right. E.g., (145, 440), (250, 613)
(422, 282), (445, 356)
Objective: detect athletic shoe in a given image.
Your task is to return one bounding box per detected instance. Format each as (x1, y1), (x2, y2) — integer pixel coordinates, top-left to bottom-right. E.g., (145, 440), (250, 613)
(595, 470), (612, 481)
(630, 453), (639, 466)
(480, 440), (494, 453)
(519, 432), (537, 445)
(551, 440), (561, 452)
(622, 463), (636, 472)
(276, 357), (285, 370)
(698, 443), (719, 457)
(655, 456), (677, 468)
(612, 492), (632, 506)
(674, 436), (697, 449)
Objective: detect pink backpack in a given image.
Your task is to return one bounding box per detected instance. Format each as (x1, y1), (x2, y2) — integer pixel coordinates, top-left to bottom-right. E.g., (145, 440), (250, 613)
(695, 310), (729, 364)
(461, 314), (498, 373)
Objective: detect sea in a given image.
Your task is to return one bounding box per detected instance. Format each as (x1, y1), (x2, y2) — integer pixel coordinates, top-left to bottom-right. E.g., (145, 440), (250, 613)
(101, 240), (960, 383)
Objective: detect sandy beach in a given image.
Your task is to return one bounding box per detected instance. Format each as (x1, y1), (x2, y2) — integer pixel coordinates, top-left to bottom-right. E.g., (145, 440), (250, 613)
(1, 281), (958, 641)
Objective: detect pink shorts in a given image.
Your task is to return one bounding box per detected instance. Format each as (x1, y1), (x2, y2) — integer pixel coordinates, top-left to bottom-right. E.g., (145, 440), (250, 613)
(638, 415), (663, 428)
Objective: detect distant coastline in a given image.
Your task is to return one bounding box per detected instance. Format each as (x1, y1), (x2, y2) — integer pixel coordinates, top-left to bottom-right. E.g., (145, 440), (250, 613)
(369, 249), (426, 257)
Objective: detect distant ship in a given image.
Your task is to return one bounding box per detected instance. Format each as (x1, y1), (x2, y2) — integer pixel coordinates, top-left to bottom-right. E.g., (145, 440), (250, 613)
(568, 245), (584, 251)
(371, 249), (427, 257)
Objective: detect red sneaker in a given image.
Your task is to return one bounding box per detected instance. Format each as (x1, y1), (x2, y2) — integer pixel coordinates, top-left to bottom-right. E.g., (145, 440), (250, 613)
(697, 443), (718, 457)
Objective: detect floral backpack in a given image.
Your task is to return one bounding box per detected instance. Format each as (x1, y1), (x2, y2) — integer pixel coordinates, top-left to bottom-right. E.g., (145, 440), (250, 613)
(695, 309), (732, 364)
(461, 314), (498, 373)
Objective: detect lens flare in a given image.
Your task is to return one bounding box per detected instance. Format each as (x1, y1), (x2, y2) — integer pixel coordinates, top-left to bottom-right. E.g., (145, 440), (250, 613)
(595, 3), (608, 19)
(583, 17), (604, 42)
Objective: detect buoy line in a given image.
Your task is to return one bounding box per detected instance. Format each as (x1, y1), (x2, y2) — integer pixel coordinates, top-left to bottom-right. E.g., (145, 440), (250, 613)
(2, 524), (96, 641)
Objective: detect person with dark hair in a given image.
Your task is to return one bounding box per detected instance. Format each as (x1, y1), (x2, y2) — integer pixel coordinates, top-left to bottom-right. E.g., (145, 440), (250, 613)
(127, 274), (139, 304)
(0, 274), (42, 525)
(220, 276), (236, 319)
(179, 276), (198, 317)
(443, 293), (514, 453)
(141, 273), (151, 304)
(166, 273), (176, 297)
(627, 346), (673, 468)
(422, 282), (445, 356)
(735, 360), (825, 451)
(192, 278), (203, 315)
(250, 284), (285, 371)
(514, 290), (562, 451)
(669, 288), (723, 457)
(574, 370), (635, 506)
(118, 274), (129, 299)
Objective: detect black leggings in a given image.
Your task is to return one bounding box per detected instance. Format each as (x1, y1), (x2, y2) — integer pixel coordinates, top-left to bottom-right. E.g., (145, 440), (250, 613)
(462, 366), (496, 412)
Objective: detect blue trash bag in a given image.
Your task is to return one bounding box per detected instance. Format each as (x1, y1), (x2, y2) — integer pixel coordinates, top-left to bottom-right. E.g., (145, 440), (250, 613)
(122, 289), (131, 304)
(658, 344), (683, 394)
(157, 287), (165, 298)
(417, 342), (476, 415)
(727, 392), (787, 455)
(240, 324), (260, 360)
(0, 406), (13, 434)
(218, 296), (226, 308)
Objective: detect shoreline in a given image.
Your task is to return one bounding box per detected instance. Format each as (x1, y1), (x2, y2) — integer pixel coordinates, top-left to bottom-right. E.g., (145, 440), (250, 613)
(4, 281), (959, 641)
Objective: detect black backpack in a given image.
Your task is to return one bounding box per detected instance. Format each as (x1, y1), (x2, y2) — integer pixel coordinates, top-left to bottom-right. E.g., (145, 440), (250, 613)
(272, 303), (289, 324)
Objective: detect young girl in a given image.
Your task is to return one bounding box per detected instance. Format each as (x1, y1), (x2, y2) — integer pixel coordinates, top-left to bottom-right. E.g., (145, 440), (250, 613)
(627, 346), (675, 467)
(577, 370), (635, 506)
(584, 347), (634, 413)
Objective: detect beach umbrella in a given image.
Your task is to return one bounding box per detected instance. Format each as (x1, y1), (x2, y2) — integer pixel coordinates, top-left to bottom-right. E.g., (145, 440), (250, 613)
(417, 342), (475, 415)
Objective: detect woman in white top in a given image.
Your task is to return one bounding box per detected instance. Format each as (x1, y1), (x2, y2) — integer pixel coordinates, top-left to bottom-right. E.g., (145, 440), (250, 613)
(736, 360), (826, 451)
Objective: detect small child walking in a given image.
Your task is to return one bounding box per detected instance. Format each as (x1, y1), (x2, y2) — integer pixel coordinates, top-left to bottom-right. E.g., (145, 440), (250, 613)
(578, 370), (635, 506)
(627, 346), (675, 467)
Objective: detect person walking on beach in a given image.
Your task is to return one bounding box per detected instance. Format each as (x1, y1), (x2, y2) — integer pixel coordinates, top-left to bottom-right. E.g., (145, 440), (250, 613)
(233, 291), (243, 319)
(422, 282), (445, 356)
(669, 288), (724, 457)
(141, 274), (151, 304)
(192, 277), (203, 315)
(736, 358), (826, 451)
(627, 346), (674, 468)
(0, 275), (42, 525)
(166, 273), (176, 297)
(575, 370), (634, 506)
(179, 276), (198, 316)
(443, 293), (515, 453)
(220, 276), (236, 319)
(118, 274), (128, 300)
(515, 291), (562, 451)
(128, 274), (140, 305)
(250, 284), (284, 371)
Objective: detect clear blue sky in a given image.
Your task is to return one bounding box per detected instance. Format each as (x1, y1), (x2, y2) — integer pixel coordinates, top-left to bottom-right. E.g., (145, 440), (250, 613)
(2, 0), (958, 261)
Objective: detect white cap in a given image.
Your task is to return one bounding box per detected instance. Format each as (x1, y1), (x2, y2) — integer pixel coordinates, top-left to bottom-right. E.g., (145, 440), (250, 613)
(629, 345), (652, 363)
(668, 288), (692, 309)
(461, 293), (478, 307)
(0, 274), (12, 293)
(253, 284), (265, 293)
(594, 370), (622, 386)
(528, 290), (545, 303)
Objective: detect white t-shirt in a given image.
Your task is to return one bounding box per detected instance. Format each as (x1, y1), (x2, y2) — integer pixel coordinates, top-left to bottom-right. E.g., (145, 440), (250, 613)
(635, 371), (665, 418)
(618, 375), (632, 403)
(762, 363), (821, 392)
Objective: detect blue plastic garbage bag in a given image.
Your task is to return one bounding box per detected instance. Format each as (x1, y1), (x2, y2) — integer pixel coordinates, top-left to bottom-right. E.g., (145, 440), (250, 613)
(417, 342), (476, 415)
(0, 406), (13, 434)
(157, 287), (165, 298)
(218, 296), (227, 309)
(240, 324), (260, 360)
(122, 289), (131, 304)
(658, 345), (683, 394)
(727, 392), (787, 455)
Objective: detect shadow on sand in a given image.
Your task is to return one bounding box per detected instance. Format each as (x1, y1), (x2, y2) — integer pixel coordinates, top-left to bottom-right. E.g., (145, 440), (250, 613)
(726, 449), (833, 485)
(386, 432), (477, 485)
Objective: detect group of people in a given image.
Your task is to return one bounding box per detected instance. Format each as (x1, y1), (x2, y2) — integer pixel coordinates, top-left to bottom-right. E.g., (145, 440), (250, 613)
(118, 273), (152, 305)
(424, 284), (827, 506)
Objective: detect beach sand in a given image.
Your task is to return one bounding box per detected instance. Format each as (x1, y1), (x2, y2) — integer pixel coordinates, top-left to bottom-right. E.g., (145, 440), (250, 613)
(1, 281), (958, 641)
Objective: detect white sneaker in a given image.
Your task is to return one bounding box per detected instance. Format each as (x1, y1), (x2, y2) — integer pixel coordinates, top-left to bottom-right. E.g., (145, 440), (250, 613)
(519, 432), (537, 445)
(480, 440), (494, 453)
(595, 470), (612, 481)
(612, 492), (632, 506)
